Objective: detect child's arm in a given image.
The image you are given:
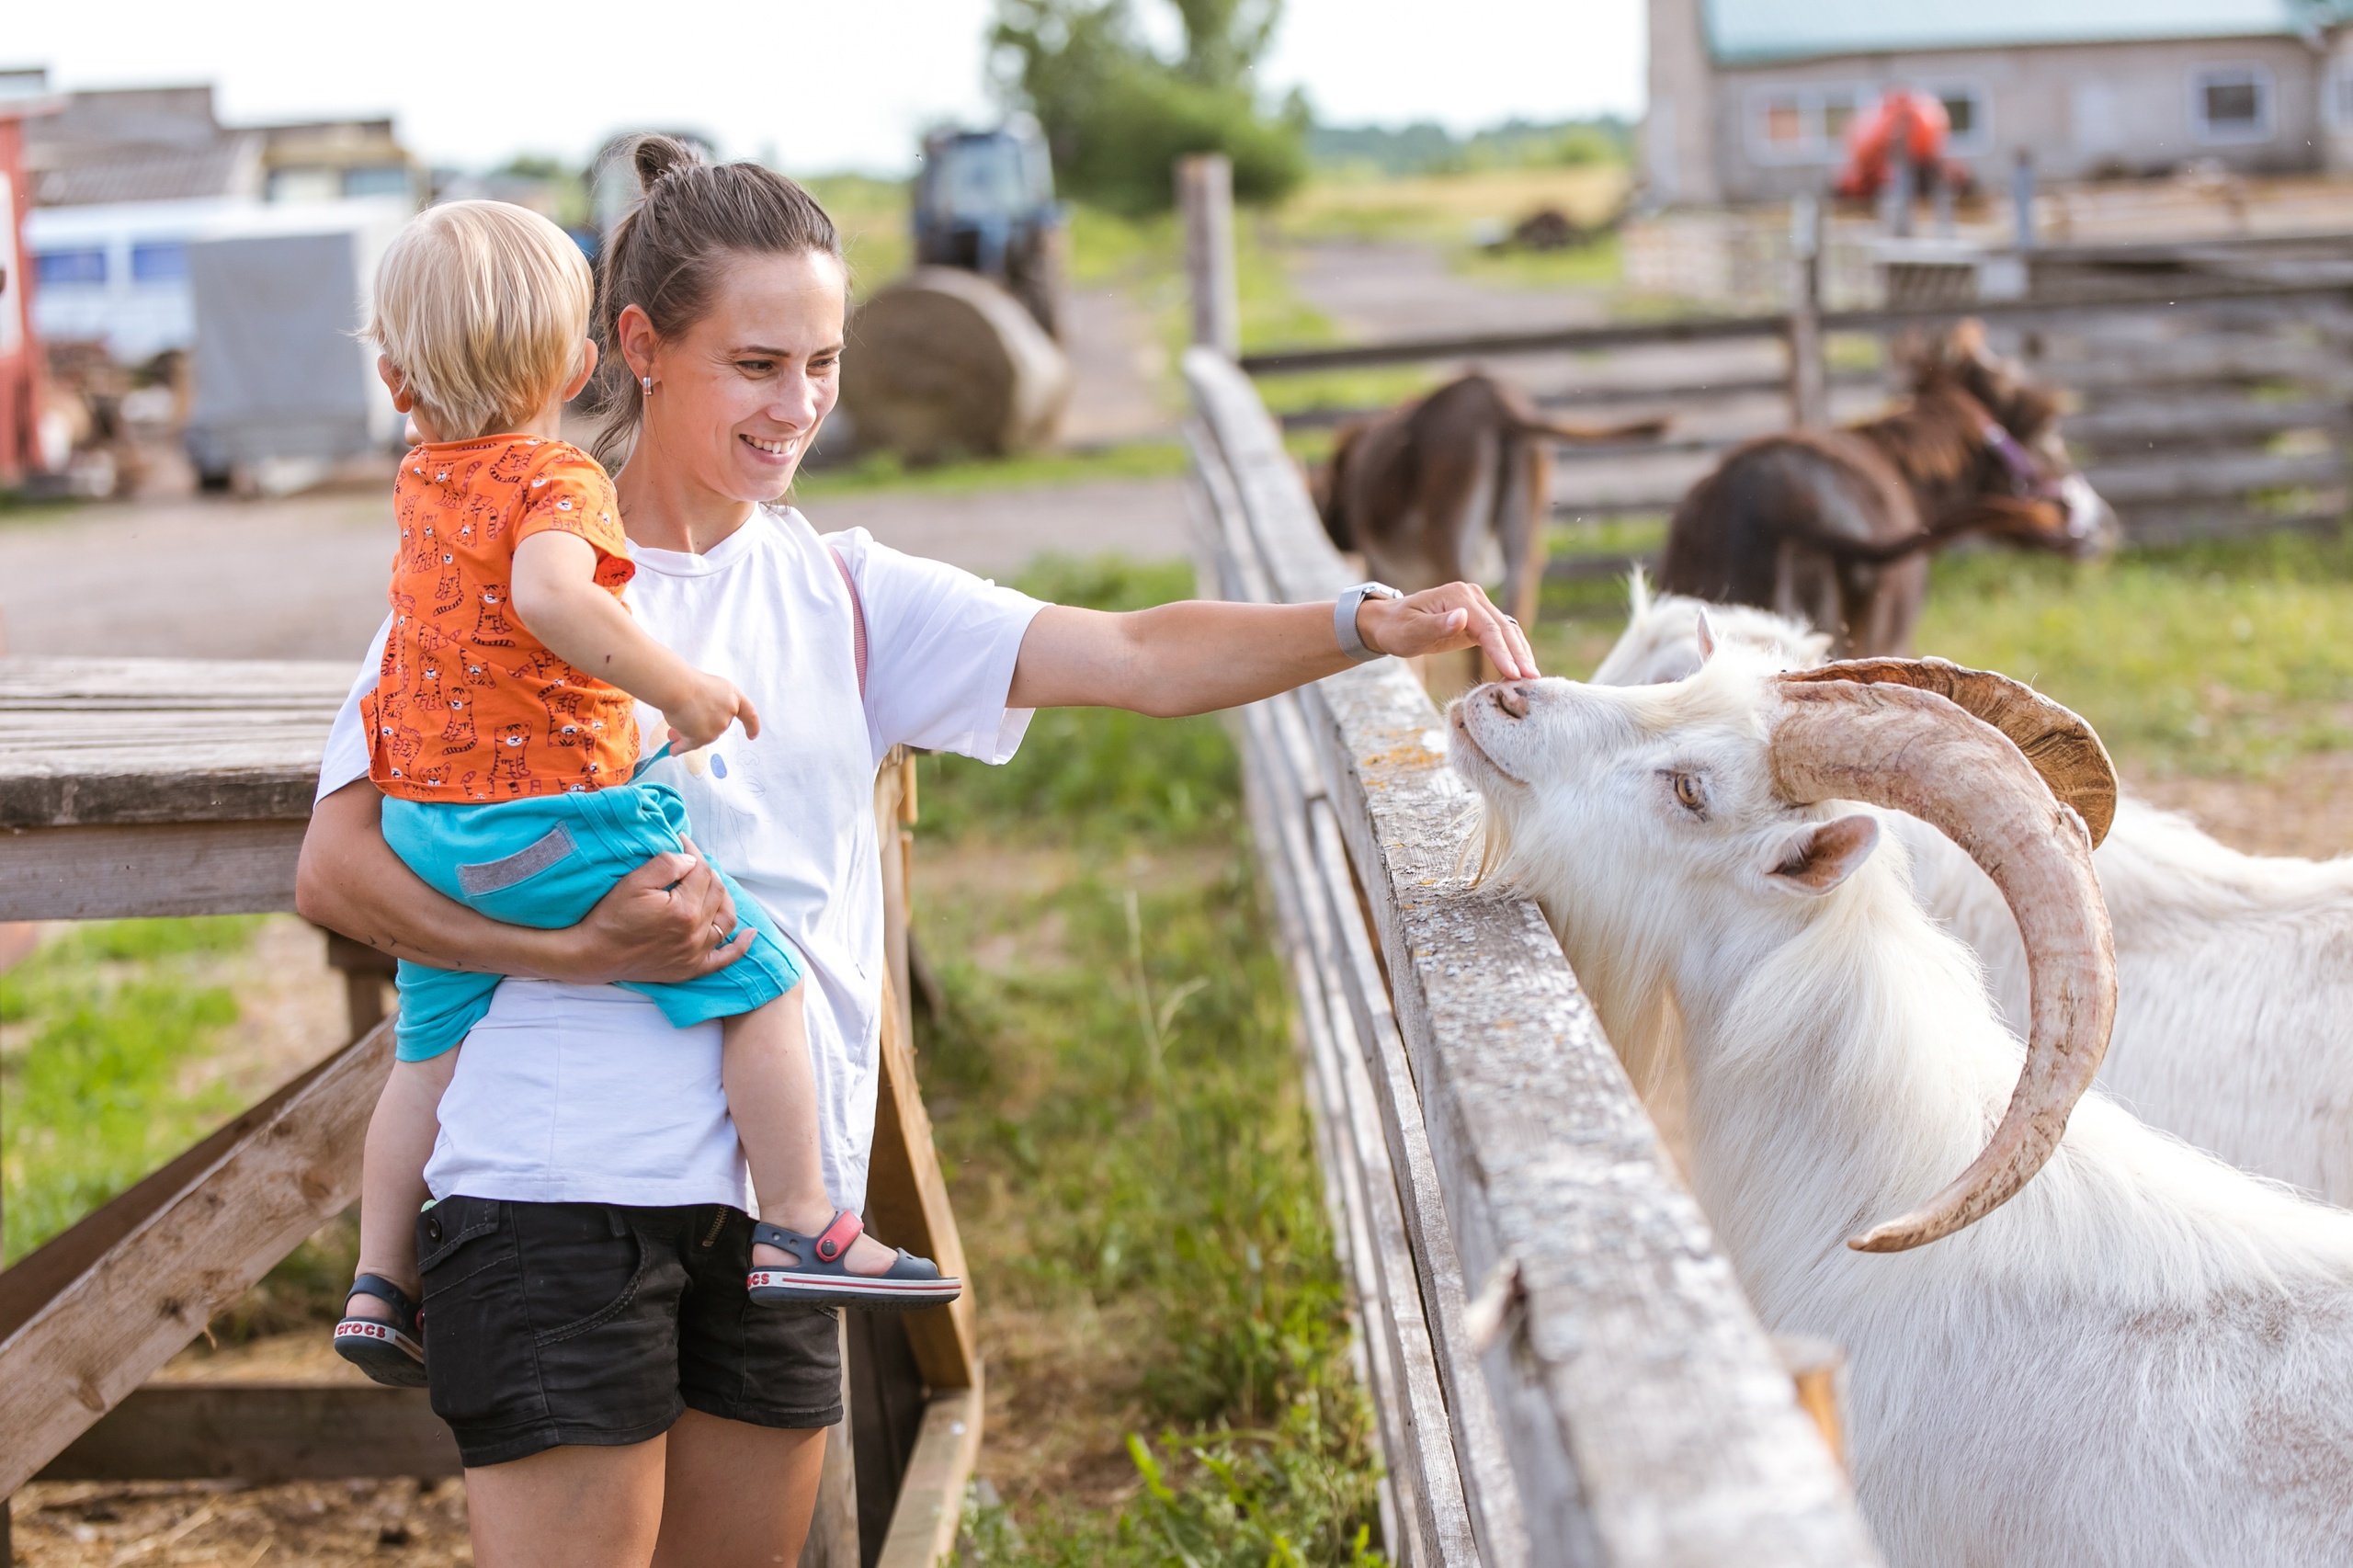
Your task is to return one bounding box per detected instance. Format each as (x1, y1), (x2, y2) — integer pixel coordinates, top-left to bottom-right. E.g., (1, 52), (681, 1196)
(511, 530), (759, 750)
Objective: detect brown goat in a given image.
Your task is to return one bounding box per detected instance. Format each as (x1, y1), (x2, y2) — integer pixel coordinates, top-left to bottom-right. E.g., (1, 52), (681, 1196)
(1659, 321), (2116, 656)
(1316, 372), (1666, 642)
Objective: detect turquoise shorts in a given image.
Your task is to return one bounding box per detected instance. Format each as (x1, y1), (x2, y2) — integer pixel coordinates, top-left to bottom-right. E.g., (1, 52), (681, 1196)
(380, 779), (801, 1062)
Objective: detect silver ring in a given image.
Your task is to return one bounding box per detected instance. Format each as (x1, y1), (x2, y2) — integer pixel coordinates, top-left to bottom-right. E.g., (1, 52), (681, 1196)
(1503, 615), (1519, 626)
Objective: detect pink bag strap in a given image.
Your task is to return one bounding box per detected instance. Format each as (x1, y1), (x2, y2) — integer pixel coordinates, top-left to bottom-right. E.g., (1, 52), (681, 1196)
(828, 545), (869, 699)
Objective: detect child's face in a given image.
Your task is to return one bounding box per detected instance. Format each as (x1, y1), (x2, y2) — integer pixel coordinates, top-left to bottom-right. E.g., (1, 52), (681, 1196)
(623, 249), (847, 506)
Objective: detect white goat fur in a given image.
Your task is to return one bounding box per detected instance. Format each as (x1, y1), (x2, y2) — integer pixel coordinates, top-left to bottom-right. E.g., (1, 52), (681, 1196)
(1452, 649), (2353, 1566)
(1597, 581), (2353, 1205)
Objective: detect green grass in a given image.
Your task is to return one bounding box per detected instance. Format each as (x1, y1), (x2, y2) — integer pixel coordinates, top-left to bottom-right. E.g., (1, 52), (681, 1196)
(1, 917), (263, 1263)
(1916, 529), (2353, 778)
(802, 173), (914, 301)
(920, 557), (1385, 1565)
(792, 440), (1188, 501)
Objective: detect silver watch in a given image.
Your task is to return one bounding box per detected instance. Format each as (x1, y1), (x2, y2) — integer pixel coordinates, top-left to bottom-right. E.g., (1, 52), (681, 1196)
(1335, 581), (1404, 663)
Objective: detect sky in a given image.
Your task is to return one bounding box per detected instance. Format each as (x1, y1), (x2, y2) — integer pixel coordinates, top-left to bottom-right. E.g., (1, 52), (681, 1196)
(6, 0), (1646, 174)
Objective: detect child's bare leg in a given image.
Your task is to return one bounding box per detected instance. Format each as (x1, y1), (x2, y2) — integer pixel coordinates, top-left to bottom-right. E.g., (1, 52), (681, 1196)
(722, 986), (897, 1276)
(346, 1050), (460, 1321)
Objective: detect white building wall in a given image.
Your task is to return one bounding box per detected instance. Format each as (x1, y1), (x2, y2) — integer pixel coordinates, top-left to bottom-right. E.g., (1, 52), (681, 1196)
(1646, 0), (1722, 206)
(1707, 34), (2324, 204)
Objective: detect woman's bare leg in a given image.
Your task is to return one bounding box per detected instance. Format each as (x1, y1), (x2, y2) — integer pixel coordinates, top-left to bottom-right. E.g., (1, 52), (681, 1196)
(652, 1410), (827, 1567)
(466, 1438), (666, 1568)
(721, 987), (896, 1274)
(346, 1049), (459, 1321)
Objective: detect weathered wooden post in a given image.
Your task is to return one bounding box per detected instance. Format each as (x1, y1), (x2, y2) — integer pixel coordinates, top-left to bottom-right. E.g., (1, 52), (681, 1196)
(1176, 153), (1240, 358)
(2012, 150), (2038, 251)
(1786, 191), (1829, 429)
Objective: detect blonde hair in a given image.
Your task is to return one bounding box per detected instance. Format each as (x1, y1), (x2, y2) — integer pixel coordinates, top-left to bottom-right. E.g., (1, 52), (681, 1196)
(367, 200), (593, 441)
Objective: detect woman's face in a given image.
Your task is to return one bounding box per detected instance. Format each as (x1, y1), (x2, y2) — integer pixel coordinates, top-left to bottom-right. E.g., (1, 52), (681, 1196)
(624, 248), (847, 503)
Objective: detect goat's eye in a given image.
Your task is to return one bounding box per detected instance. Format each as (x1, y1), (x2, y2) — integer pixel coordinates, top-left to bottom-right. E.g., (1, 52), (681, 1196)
(1671, 772), (1706, 813)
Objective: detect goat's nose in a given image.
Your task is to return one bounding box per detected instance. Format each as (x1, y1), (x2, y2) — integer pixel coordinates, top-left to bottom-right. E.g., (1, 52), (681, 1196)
(1493, 682), (1532, 720)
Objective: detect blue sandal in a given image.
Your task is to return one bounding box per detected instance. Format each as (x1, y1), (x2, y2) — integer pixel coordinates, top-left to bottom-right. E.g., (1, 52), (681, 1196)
(333, 1274), (427, 1387)
(746, 1211), (961, 1311)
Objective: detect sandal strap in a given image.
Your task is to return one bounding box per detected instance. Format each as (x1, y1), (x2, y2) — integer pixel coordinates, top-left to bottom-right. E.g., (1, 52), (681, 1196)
(347, 1273), (420, 1326)
(813, 1210), (863, 1263)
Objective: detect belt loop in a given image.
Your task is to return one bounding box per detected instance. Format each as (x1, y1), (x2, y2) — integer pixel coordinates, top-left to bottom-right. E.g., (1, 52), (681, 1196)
(607, 1206), (630, 1240)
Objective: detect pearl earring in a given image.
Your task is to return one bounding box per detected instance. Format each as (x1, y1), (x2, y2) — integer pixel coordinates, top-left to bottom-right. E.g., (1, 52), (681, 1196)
(641, 376), (653, 392)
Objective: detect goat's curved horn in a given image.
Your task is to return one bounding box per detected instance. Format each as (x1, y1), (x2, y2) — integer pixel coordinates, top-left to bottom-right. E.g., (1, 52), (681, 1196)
(1769, 678), (2117, 1253)
(1779, 657), (2116, 846)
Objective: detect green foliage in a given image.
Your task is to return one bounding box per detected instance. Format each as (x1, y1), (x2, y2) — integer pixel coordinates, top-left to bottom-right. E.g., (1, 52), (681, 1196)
(916, 552), (1383, 1561)
(794, 440), (1188, 499)
(1308, 116), (1634, 178)
(1, 917), (262, 1262)
(1917, 528), (2353, 777)
(992, 0), (1308, 214)
(915, 558), (1240, 846)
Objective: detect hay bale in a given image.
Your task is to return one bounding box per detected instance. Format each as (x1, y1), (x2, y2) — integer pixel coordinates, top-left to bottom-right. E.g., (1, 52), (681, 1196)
(841, 267), (1072, 462)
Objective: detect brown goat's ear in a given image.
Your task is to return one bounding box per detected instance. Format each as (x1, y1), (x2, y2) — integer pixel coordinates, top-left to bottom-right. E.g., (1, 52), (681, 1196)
(1770, 813), (1881, 894)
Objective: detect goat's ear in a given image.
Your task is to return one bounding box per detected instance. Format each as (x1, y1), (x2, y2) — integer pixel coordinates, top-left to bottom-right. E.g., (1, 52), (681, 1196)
(1768, 813), (1880, 895)
(1693, 608), (1718, 664)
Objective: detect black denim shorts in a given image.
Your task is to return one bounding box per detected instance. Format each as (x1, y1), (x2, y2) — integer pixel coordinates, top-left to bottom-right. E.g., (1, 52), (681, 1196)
(416, 1196), (843, 1468)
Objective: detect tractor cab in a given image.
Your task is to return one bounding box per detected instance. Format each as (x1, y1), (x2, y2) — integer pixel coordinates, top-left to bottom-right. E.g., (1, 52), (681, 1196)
(914, 119), (1065, 338)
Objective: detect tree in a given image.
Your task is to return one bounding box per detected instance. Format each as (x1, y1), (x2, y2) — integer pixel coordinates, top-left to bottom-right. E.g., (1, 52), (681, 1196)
(991, 0), (1306, 215)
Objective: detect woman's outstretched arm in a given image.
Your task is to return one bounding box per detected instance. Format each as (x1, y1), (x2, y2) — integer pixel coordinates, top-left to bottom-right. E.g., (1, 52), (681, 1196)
(1005, 581), (1535, 718)
(295, 780), (752, 983)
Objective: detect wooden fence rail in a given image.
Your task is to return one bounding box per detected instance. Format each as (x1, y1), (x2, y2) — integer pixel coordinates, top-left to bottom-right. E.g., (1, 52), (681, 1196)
(1184, 347), (1881, 1568)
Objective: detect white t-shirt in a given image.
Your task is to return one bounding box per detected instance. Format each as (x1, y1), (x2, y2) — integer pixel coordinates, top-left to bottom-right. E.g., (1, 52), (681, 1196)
(315, 505), (1044, 1212)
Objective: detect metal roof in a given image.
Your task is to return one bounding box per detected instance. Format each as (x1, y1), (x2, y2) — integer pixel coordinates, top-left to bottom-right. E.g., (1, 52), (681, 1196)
(1703, 0), (2325, 64)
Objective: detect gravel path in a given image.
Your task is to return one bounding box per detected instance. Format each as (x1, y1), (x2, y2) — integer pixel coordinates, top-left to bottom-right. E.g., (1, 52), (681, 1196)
(0, 477), (1193, 663)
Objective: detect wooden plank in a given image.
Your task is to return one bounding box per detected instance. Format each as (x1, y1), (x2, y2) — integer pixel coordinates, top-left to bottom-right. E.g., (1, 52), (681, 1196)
(2083, 450), (2347, 505)
(1235, 281), (2353, 376)
(0, 1020), (392, 1495)
(0, 656), (346, 829)
(1237, 717), (1437, 1566)
(873, 1374), (985, 1568)
(34, 1383), (459, 1483)
(864, 761), (978, 1392)
(1188, 347), (1882, 1568)
(0, 820), (308, 921)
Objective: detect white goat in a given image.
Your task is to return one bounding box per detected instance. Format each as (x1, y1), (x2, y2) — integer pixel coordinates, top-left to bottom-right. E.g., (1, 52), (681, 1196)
(1450, 647), (2353, 1566)
(1597, 581), (2353, 1204)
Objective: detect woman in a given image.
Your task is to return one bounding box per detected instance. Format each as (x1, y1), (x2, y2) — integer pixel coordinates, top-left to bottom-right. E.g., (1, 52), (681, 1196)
(296, 136), (1533, 1568)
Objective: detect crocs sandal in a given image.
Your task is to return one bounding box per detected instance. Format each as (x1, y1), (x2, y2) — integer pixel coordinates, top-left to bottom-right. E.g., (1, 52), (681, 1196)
(333, 1274), (427, 1387)
(746, 1211), (961, 1311)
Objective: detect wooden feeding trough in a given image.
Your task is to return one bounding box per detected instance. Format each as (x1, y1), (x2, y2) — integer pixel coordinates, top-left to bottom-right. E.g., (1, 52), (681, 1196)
(0, 656), (979, 1567)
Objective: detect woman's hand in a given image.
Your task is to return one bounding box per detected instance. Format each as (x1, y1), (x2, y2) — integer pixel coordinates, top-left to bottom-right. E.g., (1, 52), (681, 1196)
(567, 838), (753, 983)
(297, 782), (751, 986)
(1358, 582), (1536, 677)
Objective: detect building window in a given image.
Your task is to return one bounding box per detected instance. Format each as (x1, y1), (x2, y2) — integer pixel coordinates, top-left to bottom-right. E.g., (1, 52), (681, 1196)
(2191, 64), (2274, 144)
(35, 247), (107, 286)
(343, 165), (413, 199)
(2327, 59), (2353, 127)
(130, 242), (187, 284)
(1746, 84), (1875, 163)
(1932, 84), (1990, 153)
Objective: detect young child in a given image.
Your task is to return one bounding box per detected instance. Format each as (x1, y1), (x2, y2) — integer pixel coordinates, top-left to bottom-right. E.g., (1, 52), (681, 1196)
(330, 200), (957, 1389)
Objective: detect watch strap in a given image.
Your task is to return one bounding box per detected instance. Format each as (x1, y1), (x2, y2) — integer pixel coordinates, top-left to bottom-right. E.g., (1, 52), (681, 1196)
(1335, 582), (1402, 663)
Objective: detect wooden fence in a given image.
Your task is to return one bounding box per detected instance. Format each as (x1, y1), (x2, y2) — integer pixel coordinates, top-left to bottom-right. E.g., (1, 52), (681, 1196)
(1184, 346), (1881, 1568)
(0, 658), (977, 1568)
(1242, 241), (2353, 582)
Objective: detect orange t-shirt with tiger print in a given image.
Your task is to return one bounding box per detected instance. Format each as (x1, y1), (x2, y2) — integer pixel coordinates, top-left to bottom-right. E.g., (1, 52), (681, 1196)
(363, 435), (641, 802)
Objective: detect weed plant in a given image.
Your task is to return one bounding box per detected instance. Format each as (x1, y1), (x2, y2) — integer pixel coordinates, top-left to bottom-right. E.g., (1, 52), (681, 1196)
(0, 917), (261, 1262)
(923, 558), (1385, 1564)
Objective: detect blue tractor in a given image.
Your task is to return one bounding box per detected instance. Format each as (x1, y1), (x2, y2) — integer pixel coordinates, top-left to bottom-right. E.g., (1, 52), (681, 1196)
(913, 118), (1066, 339)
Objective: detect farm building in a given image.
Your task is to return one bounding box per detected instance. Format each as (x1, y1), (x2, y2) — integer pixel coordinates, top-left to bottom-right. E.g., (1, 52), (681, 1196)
(1646, 0), (2353, 205)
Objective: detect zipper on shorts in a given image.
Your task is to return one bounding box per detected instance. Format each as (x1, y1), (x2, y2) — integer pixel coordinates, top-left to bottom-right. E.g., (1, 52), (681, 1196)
(700, 1209), (728, 1249)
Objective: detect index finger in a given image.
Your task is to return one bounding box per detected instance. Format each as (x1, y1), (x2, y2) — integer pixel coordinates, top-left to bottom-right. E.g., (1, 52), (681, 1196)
(735, 693), (761, 740)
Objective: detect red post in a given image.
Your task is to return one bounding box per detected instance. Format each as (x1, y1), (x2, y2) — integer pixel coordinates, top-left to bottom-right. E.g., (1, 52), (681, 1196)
(0, 107), (44, 487)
